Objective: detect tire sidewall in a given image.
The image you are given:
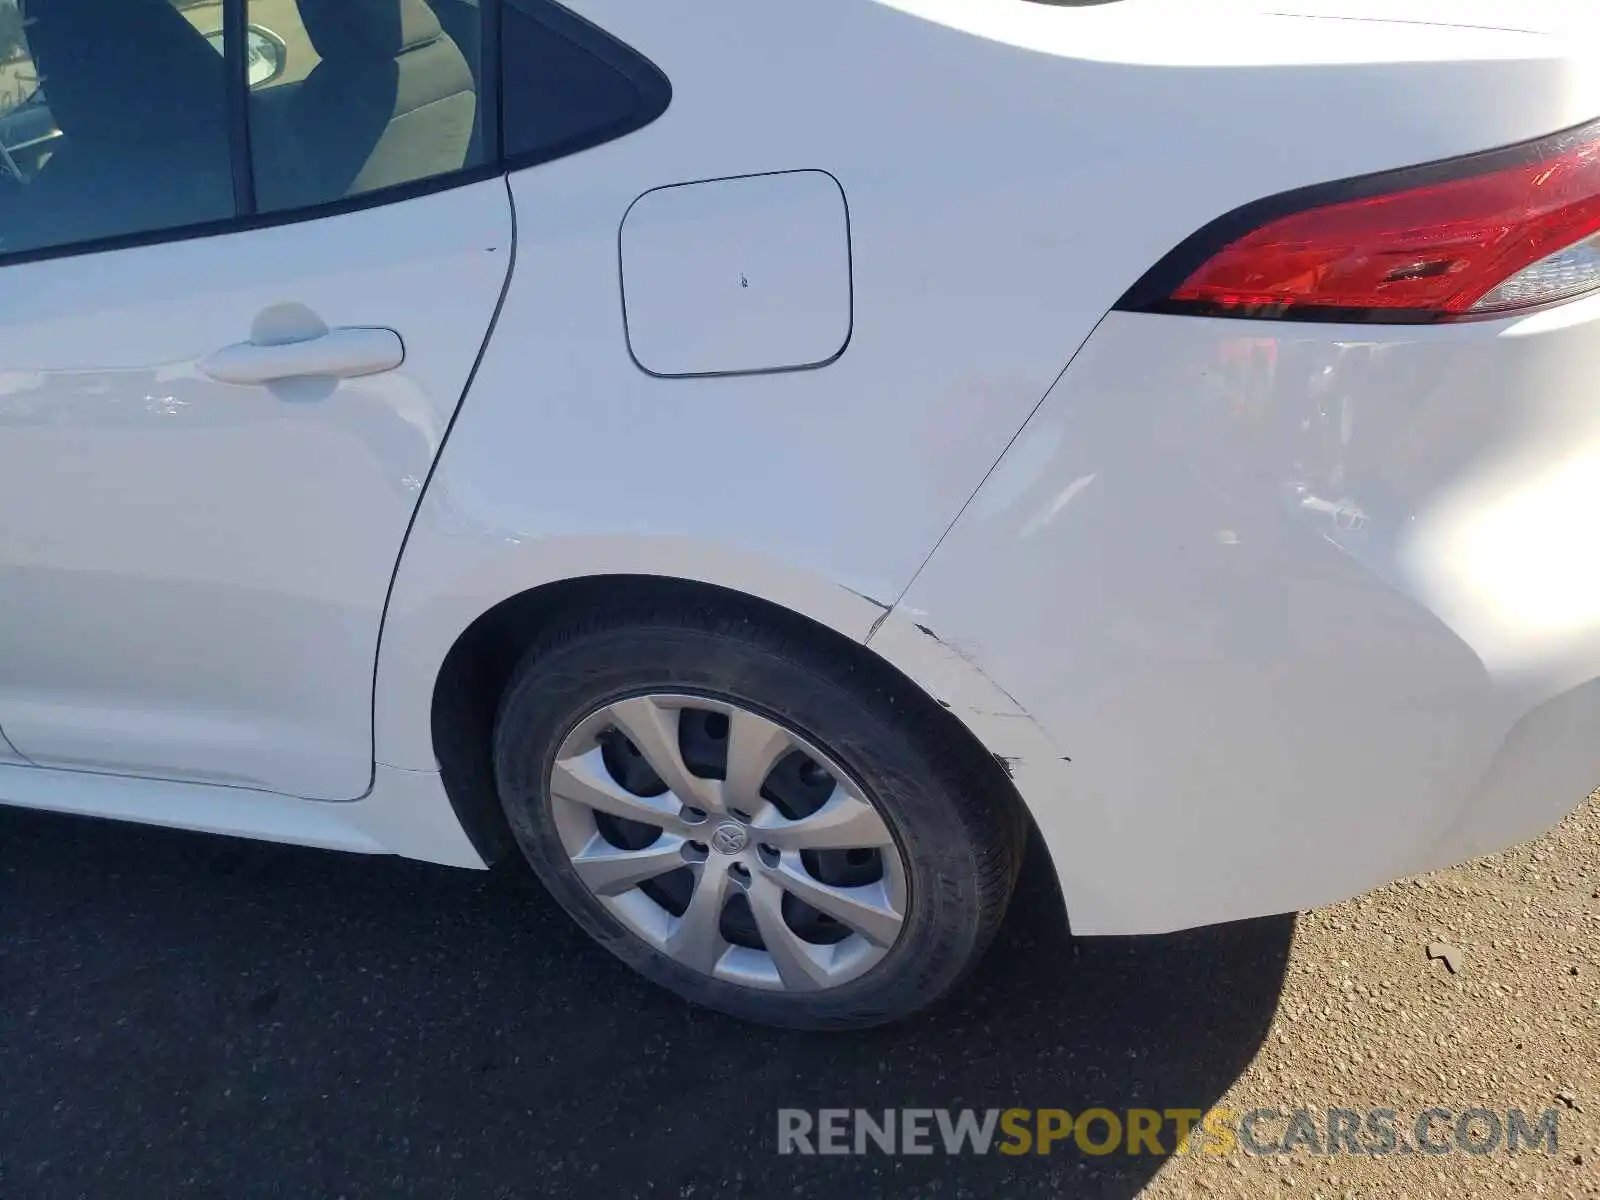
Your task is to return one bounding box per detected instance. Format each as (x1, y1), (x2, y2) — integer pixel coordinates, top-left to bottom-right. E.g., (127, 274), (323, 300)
(492, 622), (999, 1030)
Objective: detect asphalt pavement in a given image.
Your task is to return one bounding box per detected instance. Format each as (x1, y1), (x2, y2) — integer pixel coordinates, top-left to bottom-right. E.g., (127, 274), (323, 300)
(0, 806), (1292, 1198)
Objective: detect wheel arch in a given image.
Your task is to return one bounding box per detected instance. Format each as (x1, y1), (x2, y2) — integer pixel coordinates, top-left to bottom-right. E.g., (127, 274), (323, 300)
(419, 572), (1049, 879)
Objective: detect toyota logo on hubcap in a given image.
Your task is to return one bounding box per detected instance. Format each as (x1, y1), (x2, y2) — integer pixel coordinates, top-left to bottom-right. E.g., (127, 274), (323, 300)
(710, 822), (749, 855)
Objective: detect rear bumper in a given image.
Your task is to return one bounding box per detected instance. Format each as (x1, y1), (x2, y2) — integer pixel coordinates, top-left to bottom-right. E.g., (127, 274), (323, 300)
(889, 302), (1600, 935)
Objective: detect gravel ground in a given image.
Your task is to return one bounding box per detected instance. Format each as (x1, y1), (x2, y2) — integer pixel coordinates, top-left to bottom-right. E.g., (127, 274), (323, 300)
(1142, 793), (1600, 1200)
(0, 804), (1287, 1199)
(0, 790), (1594, 1198)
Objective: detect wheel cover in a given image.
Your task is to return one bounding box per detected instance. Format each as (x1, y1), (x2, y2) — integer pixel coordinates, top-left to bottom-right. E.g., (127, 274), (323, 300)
(547, 692), (910, 992)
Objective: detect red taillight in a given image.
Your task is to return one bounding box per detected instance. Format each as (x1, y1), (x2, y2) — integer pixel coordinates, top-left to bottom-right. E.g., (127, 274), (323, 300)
(1120, 120), (1600, 323)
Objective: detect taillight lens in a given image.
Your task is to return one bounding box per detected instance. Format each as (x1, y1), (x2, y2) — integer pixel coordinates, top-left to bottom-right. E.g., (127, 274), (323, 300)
(1120, 120), (1600, 323)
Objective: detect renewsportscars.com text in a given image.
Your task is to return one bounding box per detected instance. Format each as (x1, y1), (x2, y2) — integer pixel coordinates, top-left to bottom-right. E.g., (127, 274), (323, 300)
(776, 1106), (1562, 1158)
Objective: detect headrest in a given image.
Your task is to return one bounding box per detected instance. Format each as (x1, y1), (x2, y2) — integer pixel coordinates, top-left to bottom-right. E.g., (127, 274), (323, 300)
(24, 0), (227, 143)
(297, 0), (444, 62)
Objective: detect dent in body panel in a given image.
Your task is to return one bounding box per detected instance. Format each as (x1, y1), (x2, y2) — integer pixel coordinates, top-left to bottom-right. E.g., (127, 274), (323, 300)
(376, 0), (1600, 908)
(867, 607), (1078, 879)
(896, 304), (1600, 934)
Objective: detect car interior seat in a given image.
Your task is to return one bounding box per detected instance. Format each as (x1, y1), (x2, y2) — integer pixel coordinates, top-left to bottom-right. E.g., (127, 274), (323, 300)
(18, 0), (234, 251)
(271, 0), (476, 210)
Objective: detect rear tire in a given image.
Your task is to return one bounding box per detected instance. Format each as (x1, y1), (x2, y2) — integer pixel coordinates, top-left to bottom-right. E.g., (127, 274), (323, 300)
(490, 601), (1024, 1030)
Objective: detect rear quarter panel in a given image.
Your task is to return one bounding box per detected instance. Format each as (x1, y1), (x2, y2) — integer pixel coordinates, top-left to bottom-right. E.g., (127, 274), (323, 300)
(375, 0), (1600, 869)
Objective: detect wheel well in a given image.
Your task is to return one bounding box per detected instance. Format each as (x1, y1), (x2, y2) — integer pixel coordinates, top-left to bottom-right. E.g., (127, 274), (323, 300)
(429, 574), (1032, 868)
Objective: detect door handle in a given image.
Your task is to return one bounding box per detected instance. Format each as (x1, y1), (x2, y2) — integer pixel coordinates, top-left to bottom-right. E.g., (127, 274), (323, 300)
(199, 327), (405, 385)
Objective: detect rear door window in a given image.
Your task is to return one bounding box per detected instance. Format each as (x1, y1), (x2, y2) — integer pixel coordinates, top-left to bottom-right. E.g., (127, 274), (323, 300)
(0, 0), (234, 258)
(0, 0), (671, 264)
(245, 0), (487, 213)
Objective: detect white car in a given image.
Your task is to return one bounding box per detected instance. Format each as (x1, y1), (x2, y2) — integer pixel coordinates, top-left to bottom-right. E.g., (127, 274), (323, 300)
(2, 0), (1598, 1029)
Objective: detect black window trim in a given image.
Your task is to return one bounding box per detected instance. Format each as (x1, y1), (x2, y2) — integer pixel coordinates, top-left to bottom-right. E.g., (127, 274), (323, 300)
(499, 0), (671, 173)
(0, 0), (668, 272)
(223, 0), (257, 216)
(480, 0), (504, 164)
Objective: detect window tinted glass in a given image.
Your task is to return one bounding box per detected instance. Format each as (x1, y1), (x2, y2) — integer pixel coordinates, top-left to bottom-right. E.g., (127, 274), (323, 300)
(0, 0), (234, 258)
(248, 0), (485, 213)
(500, 0), (669, 166)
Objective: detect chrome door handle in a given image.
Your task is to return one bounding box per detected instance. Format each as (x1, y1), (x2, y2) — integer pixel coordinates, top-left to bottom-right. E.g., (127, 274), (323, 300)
(199, 327), (405, 385)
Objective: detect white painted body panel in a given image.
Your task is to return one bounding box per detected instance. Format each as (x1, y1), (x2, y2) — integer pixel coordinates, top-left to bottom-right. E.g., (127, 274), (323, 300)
(376, 0), (1600, 772)
(5, 0), (1600, 940)
(619, 170), (853, 377)
(0, 181), (511, 799)
(0, 761), (483, 866)
(1261, 0), (1596, 32)
(892, 302), (1600, 933)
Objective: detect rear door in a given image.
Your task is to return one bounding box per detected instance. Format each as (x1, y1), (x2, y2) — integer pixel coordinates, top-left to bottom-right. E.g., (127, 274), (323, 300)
(0, 0), (510, 799)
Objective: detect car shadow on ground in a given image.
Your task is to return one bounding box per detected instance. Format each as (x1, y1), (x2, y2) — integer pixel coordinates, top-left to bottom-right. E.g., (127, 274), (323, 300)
(0, 807), (1293, 1199)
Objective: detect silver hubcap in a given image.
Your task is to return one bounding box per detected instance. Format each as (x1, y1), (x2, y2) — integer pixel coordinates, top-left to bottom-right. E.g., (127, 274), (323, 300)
(548, 693), (909, 992)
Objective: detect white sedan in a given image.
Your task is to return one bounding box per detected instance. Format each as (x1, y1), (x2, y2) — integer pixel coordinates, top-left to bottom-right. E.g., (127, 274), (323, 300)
(2, 0), (1598, 1029)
